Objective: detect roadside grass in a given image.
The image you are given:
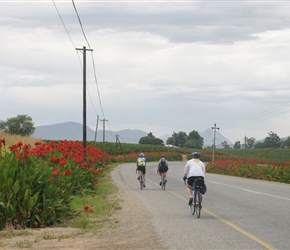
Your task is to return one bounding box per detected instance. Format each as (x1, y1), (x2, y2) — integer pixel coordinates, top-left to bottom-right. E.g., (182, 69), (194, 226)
(67, 163), (122, 232)
(14, 239), (34, 248)
(0, 130), (42, 148)
(0, 163), (123, 244)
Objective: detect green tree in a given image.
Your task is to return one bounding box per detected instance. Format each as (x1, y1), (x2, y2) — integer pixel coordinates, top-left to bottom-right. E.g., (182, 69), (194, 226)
(263, 131), (281, 148)
(139, 132), (164, 145)
(166, 131), (187, 147)
(183, 130), (204, 149)
(167, 130), (203, 148)
(246, 137), (256, 149)
(281, 137), (290, 148)
(166, 137), (173, 145)
(234, 141), (241, 149)
(174, 131), (188, 147)
(0, 115), (35, 136)
(254, 141), (264, 148)
(221, 141), (231, 149)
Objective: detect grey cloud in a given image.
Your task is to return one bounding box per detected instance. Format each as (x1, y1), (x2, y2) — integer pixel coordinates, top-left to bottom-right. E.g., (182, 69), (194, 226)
(78, 2), (290, 43)
(2, 2), (289, 44)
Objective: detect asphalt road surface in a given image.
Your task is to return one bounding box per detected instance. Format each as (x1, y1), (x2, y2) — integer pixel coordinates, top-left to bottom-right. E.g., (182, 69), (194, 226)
(115, 162), (290, 250)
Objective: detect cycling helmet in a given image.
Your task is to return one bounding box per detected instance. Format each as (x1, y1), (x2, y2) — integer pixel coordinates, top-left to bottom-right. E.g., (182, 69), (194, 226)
(139, 153), (145, 157)
(191, 152), (201, 158)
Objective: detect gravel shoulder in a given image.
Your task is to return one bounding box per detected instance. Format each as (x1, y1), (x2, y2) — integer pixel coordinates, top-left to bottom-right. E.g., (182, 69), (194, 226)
(0, 165), (166, 250)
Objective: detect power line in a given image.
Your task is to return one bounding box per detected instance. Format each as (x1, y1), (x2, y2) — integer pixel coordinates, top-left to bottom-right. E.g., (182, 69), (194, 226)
(71, 0), (106, 120)
(71, 0), (91, 49)
(221, 101), (290, 128)
(52, 0), (83, 69)
(90, 52), (106, 119)
(53, 0), (76, 48)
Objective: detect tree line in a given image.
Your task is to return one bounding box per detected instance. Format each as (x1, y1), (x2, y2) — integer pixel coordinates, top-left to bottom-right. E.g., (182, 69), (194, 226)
(140, 130), (290, 149)
(1, 115), (290, 149)
(139, 130), (204, 149)
(233, 131), (290, 149)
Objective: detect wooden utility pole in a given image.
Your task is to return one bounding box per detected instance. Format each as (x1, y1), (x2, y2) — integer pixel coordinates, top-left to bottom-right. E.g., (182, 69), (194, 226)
(115, 135), (124, 155)
(100, 119), (108, 152)
(116, 135), (118, 155)
(211, 123), (219, 162)
(76, 46), (93, 149)
(94, 115), (99, 146)
(244, 135), (247, 158)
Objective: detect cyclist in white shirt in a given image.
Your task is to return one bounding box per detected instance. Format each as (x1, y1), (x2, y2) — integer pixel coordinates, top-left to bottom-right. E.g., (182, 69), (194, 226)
(183, 152), (205, 205)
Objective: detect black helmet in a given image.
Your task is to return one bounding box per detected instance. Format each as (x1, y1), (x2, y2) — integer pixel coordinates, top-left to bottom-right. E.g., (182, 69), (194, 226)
(139, 153), (144, 157)
(191, 152), (201, 158)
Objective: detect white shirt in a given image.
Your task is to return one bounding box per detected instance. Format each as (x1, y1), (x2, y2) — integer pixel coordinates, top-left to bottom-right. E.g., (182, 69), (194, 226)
(184, 158), (205, 177)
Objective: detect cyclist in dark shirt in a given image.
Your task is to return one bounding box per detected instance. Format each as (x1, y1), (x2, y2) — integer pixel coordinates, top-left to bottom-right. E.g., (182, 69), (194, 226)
(157, 155), (168, 186)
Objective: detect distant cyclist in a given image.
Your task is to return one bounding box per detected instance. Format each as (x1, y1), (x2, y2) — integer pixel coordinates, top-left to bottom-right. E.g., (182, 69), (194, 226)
(136, 152), (147, 188)
(183, 152), (205, 206)
(157, 155), (168, 185)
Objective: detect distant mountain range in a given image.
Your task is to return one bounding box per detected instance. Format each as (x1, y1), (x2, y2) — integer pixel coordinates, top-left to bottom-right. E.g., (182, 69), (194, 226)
(200, 128), (233, 148)
(33, 122), (148, 144)
(33, 121), (233, 148)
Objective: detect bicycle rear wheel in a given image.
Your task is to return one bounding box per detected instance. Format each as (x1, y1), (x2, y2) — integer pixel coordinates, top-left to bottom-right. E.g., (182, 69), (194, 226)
(190, 191), (196, 215)
(190, 203), (196, 215)
(195, 189), (202, 218)
(161, 174), (166, 190)
(140, 173), (143, 190)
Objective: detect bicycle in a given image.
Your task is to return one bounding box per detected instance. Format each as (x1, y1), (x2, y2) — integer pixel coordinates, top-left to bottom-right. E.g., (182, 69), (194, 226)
(184, 177), (204, 218)
(160, 172), (167, 190)
(138, 171), (145, 190)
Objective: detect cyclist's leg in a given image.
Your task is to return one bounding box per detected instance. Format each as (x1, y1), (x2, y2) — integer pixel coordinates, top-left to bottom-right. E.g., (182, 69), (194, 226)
(142, 166), (146, 187)
(186, 184), (193, 196)
(165, 166), (168, 180)
(187, 177), (195, 196)
(159, 167), (164, 182)
(137, 166), (141, 179)
(159, 171), (162, 181)
(187, 177), (195, 205)
(159, 172), (162, 185)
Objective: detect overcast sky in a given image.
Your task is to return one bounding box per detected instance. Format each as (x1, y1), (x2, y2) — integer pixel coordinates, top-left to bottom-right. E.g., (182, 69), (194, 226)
(1, 0), (290, 143)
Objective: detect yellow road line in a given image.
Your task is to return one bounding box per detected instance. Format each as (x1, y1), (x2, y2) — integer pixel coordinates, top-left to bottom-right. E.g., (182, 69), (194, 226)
(147, 178), (277, 250)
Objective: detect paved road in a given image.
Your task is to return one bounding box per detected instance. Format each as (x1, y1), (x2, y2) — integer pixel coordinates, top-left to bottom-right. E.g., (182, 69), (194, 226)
(116, 162), (290, 250)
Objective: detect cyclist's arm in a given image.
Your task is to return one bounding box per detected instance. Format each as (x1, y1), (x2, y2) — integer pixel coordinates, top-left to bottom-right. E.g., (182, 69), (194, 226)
(201, 163), (206, 174)
(184, 162), (189, 176)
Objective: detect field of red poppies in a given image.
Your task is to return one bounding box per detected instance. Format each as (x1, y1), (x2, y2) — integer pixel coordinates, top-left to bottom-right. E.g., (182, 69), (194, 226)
(0, 139), (182, 230)
(200, 151), (290, 184)
(1, 138), (289, 230)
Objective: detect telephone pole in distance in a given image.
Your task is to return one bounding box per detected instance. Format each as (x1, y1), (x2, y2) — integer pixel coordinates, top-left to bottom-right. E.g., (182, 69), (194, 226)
(211, 123), (219, 162)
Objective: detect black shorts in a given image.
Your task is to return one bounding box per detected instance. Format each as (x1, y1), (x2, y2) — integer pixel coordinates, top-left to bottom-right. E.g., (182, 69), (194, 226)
(137, 166), (146, 174)
(159, 166), (168, 173)
(187, 176), (204, 187)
